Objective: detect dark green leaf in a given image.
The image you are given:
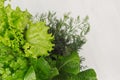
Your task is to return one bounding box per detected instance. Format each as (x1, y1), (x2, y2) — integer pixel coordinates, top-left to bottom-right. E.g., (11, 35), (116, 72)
(32, 57), (58, 80)
(49, 68), (59, 79)
(53, 69), (97, 80)
(57, 52), (80, 75)
(77, 69), (97, 80)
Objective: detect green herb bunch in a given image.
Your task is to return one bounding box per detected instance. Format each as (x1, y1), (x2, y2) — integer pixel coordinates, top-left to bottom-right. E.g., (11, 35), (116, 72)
(36, 12), (90, 56)
(0, 0), (97, 80)
(0, 0), (55, 80)
(35, 12), (97, 80)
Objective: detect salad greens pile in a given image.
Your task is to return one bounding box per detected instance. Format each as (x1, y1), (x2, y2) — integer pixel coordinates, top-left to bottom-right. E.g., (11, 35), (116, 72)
(37, 12), (97, 80)
(0, 0), (97, 80)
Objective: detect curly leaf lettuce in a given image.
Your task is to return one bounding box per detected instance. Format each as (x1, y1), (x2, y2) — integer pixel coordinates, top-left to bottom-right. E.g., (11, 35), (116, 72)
(0, 0), (55, 80)
(24, 22), (54, 58)
(0, 3), (31, 52)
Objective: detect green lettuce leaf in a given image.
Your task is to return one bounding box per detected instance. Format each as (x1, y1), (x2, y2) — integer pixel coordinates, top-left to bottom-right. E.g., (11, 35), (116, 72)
(57, 52), (80, 75)
(31, 57), (59, 80)
(24, 22), (54, 58)
(24, 66), (36, 80)
(77, 69), (97, 80)
(53, 69), (97, 80)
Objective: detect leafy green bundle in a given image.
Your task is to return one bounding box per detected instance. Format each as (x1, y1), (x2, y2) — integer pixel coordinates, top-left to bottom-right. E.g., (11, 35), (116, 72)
(0, 0), (55, 80)
(36, 12), (97, 80)
(0, 0), (97, 80)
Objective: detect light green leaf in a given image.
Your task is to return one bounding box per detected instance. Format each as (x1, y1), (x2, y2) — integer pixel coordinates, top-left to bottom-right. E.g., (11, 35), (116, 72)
(24, 66), (36, 80)
(24, 22), (54, 58)
(5, 4), (31, 32)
